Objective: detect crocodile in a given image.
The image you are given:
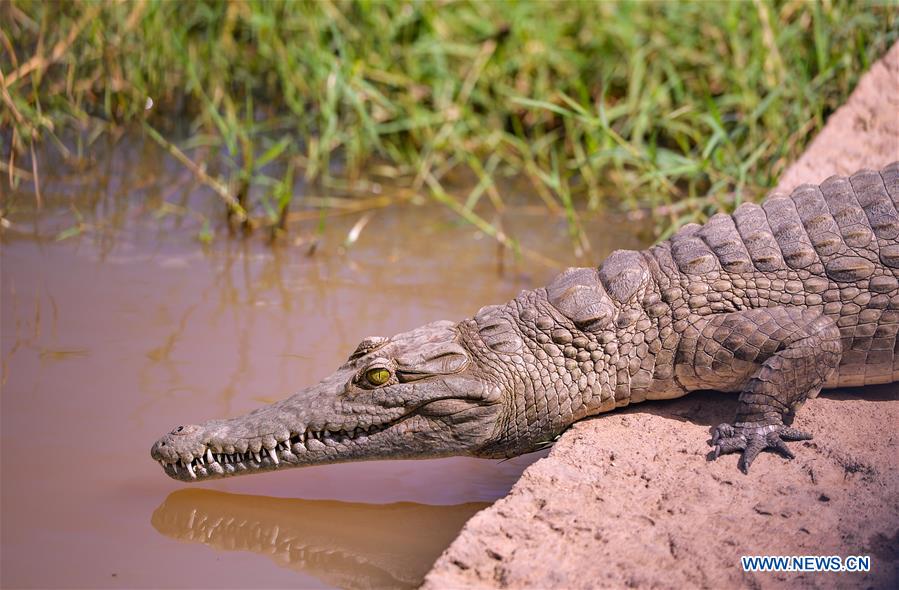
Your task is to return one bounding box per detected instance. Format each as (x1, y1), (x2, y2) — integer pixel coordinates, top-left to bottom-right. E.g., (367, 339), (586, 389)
(151, 163), (899, 479)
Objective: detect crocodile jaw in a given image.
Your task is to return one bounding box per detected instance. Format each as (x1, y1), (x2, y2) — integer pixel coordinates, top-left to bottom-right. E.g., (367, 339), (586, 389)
(153, 399), (503, 482)
(152, 416), (411, 482)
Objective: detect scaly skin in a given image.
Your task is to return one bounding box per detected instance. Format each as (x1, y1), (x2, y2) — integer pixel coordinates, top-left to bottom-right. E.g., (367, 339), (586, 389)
(151, 163), (899, 479)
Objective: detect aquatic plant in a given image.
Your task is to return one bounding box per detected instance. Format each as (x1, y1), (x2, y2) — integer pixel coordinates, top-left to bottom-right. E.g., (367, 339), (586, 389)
(1, 0), (896, 251)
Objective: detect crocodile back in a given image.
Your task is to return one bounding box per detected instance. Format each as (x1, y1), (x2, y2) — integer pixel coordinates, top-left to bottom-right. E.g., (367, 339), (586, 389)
(653, 162), (899, 388)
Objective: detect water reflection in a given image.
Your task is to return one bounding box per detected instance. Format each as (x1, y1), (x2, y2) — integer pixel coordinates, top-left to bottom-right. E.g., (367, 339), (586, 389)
(152, 489), (486, 590)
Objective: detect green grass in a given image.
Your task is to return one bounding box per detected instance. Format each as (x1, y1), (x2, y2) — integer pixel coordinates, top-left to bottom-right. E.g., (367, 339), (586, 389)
(2, 0), (897, 252)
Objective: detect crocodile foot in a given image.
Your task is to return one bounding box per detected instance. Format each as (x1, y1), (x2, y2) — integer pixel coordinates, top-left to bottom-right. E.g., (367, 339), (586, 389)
(708, 423), (812, 474)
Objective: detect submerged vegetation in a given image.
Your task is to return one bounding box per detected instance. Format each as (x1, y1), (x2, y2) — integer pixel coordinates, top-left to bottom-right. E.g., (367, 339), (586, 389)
(2, 0), (897, 254)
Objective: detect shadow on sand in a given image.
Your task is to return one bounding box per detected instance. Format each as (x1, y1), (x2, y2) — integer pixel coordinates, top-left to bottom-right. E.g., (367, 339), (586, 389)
(619, 382), (898, 430)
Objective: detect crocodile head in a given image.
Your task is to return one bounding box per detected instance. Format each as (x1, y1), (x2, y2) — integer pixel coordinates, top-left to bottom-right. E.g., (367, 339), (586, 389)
(150, 320), (508, 482)
(151, 261), (646, 482)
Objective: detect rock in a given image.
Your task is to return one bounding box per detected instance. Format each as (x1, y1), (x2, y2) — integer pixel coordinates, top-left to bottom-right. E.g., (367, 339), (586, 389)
(424, 389), (899, 589)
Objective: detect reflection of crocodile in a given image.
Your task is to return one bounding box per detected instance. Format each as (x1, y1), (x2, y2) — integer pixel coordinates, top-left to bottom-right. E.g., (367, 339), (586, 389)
(151, 489), (486, 590)
(152, 164), (899, 476)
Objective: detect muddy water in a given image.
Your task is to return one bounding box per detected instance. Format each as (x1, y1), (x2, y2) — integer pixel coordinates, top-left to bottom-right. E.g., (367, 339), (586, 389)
(0, 137), (648, 589)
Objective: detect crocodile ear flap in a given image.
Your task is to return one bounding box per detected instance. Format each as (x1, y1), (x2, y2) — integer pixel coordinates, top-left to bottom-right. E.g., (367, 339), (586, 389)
(396, 342), (469, 380)
(546, 267), (615, 331)
(348, 336), (389, 361)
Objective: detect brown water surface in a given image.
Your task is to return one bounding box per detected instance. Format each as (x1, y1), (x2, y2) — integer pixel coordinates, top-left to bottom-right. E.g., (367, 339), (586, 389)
(0, 137), (647, 588)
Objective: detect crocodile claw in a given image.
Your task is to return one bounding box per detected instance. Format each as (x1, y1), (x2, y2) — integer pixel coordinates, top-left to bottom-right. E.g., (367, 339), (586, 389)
(708, 423), (812, 473)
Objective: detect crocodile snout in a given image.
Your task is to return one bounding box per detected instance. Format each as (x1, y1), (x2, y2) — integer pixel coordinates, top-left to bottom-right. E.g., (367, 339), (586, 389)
(151, 424), (206, 464)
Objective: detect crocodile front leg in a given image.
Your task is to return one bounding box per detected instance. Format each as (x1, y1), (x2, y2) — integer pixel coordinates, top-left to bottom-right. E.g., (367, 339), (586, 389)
(677, 307), (842, 473)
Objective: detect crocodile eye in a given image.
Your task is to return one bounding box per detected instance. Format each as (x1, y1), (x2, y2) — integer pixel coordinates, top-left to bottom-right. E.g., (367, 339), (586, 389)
(365, 367), (390, 386)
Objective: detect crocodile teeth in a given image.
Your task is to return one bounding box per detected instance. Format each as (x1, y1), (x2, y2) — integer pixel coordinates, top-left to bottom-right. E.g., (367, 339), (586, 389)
(253, 452), (261, 463)
(186, 461), (196, 479)
(206, 449), (214, 463)
(159, 460), (165, 468)
(172, 462), (179, 474)
(271, 450), (279, 465)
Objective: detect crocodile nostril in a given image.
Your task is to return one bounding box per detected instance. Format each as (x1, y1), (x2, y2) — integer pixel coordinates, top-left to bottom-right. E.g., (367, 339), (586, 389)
(170, 424), (201, 436)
